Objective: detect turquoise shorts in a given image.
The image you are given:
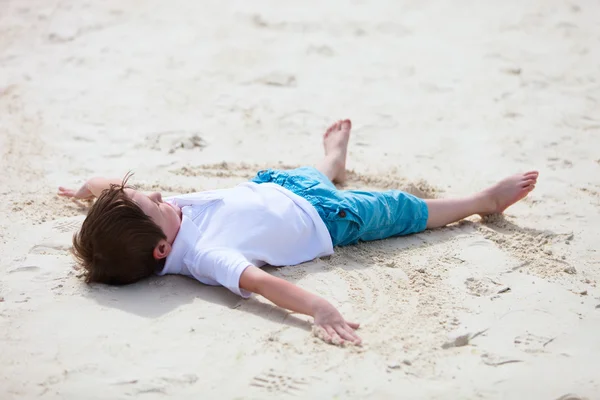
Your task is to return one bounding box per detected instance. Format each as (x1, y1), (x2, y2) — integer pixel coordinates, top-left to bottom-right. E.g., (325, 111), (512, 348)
(252, 167), (429, 246)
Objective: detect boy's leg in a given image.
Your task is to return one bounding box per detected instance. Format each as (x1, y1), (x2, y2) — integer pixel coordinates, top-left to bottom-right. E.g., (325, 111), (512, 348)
(328, 171), (539, 246)
(310, 119), (539, 243)
(424, 171), (539, 228)
(316, 119), (352, 184)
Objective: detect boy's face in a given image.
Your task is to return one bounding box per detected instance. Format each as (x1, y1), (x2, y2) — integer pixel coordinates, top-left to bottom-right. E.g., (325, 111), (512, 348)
(125, 189), (182, 245)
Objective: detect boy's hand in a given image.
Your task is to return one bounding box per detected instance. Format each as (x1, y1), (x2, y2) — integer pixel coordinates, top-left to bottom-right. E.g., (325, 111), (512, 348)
(239, 266), (362, 346)
(57, 177), (123, 200)
(312, 299), (361, 346)
(57, 183), (94, 200)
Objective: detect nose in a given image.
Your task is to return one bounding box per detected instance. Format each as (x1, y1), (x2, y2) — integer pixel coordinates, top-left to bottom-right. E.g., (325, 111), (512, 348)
(150, 192), (163, 203)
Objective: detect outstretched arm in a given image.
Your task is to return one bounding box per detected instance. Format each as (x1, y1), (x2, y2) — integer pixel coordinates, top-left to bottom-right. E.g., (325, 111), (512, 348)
(57, 177), (123, 200)
(239, 266), (361, 345)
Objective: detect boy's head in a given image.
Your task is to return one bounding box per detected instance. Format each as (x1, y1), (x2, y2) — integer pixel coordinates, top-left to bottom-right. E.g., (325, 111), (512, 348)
(72, 177), (182, 285)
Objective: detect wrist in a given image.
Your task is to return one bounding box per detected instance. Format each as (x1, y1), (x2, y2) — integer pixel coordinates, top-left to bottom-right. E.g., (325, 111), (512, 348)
(309, 296), (330, 317)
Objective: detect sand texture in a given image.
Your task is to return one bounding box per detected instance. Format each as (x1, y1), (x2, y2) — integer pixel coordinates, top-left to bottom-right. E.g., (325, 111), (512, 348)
(1, 1), (599, 399)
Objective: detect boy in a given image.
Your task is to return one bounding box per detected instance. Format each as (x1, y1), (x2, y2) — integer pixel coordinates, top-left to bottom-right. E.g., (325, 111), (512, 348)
(58, 120), (538, 345)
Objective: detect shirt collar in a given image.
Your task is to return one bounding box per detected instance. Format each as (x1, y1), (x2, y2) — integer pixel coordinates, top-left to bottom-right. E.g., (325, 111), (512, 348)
(165, 190), (225, 208)
(158, 211), (200, 276)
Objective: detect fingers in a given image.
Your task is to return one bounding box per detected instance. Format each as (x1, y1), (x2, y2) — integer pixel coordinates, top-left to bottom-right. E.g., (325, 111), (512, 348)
(335, 325), (355, 342)
(319, 323), (362, 346)
(339, 324), (362, 345)
(57, 187), (75, 197)
(58, 187), (93, 200)
(324, 326), (343, 345)
(346, 321), (360, 329)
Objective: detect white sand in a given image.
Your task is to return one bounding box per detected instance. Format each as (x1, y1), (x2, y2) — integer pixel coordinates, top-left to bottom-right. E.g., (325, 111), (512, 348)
(1, 1), (599, 399)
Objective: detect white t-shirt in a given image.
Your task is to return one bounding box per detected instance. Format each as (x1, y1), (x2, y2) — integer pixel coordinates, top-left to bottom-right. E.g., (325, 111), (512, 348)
(158, 182), (334, 297)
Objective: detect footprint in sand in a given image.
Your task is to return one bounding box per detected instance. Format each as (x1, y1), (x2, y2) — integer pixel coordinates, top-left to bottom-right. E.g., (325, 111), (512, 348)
(514, 333), (555, 354)
(464, 277), (497, 297)
(547, 157), (574, 171)
(146, 131), (207, 154)
(7, 265), (41, 274)
(250, 369), (314, 395)
(29, 243), (70, 255)
(52, 219), (81, 233)
(555, 395), (589, 400)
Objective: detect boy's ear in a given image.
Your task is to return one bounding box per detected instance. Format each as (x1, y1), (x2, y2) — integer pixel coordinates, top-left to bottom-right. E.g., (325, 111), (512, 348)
(153, 239), (172, 260)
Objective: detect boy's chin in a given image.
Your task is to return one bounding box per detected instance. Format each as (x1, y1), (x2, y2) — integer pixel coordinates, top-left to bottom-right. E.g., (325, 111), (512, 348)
(168, 202), (182, 218)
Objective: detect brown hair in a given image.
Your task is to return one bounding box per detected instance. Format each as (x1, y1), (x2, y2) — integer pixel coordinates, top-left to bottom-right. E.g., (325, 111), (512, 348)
(72, 176), (166, 285)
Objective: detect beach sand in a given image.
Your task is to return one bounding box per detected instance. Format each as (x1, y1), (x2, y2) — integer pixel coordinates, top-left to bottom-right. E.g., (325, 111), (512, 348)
(1, 0), (599, 398)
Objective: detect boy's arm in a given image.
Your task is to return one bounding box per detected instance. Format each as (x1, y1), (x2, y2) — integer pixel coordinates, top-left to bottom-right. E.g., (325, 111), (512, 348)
(58, 177), (123, 200)
(239, 265), (361, 345)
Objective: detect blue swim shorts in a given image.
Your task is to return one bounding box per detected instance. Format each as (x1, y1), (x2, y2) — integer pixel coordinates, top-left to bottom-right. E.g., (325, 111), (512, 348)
(251, 167), (429, 246)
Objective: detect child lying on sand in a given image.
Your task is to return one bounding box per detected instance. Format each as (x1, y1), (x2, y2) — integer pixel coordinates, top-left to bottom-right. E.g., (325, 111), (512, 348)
(58, 119), (538, 345)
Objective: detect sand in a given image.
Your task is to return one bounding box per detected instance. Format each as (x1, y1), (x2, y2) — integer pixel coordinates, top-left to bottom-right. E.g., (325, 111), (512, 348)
(1, 0), (599, 399)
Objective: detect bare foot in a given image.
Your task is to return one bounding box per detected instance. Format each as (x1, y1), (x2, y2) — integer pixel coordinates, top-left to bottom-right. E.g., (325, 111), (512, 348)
(322, 119), (351, 183)
(478, 171), (539, 215)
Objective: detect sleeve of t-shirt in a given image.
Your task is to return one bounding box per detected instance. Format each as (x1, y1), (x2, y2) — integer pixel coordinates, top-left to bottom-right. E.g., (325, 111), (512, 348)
(188, 247), (252, 298)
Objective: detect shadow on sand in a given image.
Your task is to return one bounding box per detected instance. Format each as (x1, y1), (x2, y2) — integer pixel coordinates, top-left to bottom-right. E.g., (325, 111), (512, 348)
(83, 214), (557, 333)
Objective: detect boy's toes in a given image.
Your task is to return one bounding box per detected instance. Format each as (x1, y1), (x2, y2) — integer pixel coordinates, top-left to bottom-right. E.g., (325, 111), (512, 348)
(520, 178), (536, 188)
(325, 122), (339, 137)
(340, 119), (352, 131)
(524, 171), (539, 181)
(324, 119), (351, 139)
